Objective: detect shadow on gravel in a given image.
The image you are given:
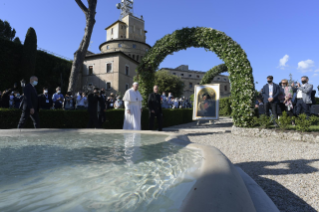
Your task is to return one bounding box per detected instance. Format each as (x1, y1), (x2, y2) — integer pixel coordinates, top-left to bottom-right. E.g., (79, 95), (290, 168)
(237, 159), (319, 212)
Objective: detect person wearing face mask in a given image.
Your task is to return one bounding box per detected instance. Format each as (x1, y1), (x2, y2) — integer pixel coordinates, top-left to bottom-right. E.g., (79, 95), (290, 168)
(18, 76), (40, 128)
(296, 76), (313, 116)
(38, 87), (53, 110)
(63, 91), (75, 110)
(87, 87), (101, 128)
(52, 86), (64, 109)
(262, 75), (280, 123)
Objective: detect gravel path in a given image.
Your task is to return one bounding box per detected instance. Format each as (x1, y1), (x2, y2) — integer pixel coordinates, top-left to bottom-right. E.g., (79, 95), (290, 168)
(187, 132), (319, 212)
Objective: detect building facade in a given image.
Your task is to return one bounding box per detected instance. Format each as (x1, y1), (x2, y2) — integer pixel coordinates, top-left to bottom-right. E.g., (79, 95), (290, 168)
(76, 2), (151, 96)
(159, 65), (231, 98)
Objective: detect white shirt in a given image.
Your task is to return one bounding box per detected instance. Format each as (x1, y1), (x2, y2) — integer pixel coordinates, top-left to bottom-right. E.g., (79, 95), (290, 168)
(297, 83), (307, 99)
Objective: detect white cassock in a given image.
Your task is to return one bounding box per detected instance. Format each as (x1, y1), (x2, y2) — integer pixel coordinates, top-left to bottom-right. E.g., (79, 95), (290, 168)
(122, 88), (143, 130)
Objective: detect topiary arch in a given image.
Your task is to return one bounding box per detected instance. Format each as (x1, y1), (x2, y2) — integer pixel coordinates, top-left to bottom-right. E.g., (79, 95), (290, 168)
(200, 63), (228, 85)
(135, 27), (255, 127)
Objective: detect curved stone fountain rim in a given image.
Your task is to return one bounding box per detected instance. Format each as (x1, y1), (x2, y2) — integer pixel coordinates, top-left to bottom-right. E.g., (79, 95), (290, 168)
(0, 129), (256, 212)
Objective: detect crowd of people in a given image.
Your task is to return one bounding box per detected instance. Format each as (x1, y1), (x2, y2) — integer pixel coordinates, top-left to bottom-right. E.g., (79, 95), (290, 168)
(256, 75), (317, 126)
(1, 76), (190, 131)
(160, 92), (192, 109)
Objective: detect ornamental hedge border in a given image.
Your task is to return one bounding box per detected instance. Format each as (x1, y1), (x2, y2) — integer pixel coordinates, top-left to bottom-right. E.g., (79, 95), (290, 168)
(0, 109), (193, 130)
(136, 27), (255, 127)
(200, 64), (228, 85)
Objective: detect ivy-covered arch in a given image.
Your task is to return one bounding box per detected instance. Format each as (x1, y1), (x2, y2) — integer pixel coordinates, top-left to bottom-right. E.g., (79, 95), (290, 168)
(200, 64), (228, 85)
(136, 27), (255, 127)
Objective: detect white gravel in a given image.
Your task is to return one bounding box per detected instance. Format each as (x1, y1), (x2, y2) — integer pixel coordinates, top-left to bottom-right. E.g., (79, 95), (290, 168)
(187, 132), (319, 212)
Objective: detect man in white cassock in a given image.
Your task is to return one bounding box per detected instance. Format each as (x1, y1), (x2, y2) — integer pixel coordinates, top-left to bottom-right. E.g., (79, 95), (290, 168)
(123, 82), (143, 130)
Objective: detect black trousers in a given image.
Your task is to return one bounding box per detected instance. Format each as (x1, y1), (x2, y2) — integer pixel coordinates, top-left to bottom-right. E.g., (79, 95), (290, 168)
(98, 112), (106, 128)
(18, 110), (40, 128)
(87, 114), (99, 128)
(296, 99), (310, 116)
(149, 112), (162, 131)
(264, 101), (278, 119)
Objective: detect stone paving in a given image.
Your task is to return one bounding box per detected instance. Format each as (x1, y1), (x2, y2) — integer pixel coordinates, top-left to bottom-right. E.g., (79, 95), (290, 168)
(164, 118), (319, 212)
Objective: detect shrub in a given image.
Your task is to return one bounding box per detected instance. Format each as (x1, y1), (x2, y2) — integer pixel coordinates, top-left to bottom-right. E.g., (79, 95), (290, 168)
(0, 108), (193, 130)
(219, 97), (232, 116)
(275, 111), (292, 130)
(293, 114), (318, 132)
(252, 115), (272, 129)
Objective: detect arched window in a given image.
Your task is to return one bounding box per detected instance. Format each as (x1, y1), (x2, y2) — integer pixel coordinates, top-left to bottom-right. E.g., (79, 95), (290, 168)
(106, 45), (109, 50)
(189, 74), (192, 77)
(189, 82), (193, 88)
(118, 44), (122, 48)
(132, 55), (135, 60)
(197, 75), (200, 78)
(133, 44), (137, 49)
(181, 73), (184, 77)
(125, 66), (129, 76)
(136, 55), (139, 61)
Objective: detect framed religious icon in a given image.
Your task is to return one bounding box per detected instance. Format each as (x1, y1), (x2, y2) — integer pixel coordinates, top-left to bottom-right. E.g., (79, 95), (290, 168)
(192, 84), (220, 120)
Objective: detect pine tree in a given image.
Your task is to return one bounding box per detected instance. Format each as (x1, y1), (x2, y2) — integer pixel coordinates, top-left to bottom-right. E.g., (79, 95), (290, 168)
(22, 27), (37, 80)
(13, 37), (21, 45)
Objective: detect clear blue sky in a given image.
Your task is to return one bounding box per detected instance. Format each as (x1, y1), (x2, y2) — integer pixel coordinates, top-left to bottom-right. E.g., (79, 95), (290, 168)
(1, 0), (318, 93)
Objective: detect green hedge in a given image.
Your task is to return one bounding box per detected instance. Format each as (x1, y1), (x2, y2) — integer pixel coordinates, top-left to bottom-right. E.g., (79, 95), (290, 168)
(0, 108), (193, 130)
(0, 38), (72, 94)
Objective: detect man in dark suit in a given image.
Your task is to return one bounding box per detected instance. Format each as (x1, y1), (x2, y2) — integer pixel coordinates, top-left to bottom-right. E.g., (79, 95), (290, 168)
(148, 85), (163, 131)
(18, 76), (40, 128)
(38, 87), (53, 110)
(87, 87), (101, 128)
(98, 89), (107, 128)
(261, 75), (280, 121)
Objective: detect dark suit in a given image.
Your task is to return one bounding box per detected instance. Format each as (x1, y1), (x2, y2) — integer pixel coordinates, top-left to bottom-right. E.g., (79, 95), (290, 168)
(262, 83), (280, 119)
(98, 95), (106, 128)
(148, 93), (163, 131)
(87, 93), (100, 128)
(18, 83), (40, 128)
(38, 94), (53, 110)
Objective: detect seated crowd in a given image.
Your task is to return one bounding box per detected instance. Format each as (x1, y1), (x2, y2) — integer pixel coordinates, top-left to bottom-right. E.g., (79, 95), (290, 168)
(256, 75), (317, 126)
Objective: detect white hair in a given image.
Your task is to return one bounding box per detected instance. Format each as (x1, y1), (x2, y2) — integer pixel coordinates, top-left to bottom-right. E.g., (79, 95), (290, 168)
(133, 82), (139, 85)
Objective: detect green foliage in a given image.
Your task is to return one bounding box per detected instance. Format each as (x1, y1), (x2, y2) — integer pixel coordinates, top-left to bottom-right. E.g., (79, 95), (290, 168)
(219, 97), (232, 116)
(0, 19), (16, 41)
(0, 39), (72, 94)
(13, 37), (21, 45)
(190, 94), (194, 104)
(0, 108), (193, 130)
(155, 70), (184, 97)
(316, 97), (319, 104)
(293, 114), (318, 132)
(22, 27), (37, 80)
(200, 64), (228, 85)
(275, 111), (292, 130)
(135, 27), (255, 127)
(252, 115), (272, 129)
(0, 38), (23, 90)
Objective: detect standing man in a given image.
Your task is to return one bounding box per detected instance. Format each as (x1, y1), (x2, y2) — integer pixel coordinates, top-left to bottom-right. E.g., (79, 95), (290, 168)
(98, 89), (107, 128)
(296, 76), (313, 116)
(52, 86), (64, 109)
(262, 75), (280, 121)
(18, 76), (40, 128)
(87, 87), (101, 128)
(123, 82), (143, 130)
(38, 87), (53, 110)
(148, 85), (163, 131)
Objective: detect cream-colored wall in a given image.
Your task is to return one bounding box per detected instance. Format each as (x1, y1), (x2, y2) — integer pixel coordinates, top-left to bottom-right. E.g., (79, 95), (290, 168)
(122, 15), (145, 42)
(118, 56), (138, 95)
(82, 56), (120, 92)
(100, 40), (149, 62)
(162, 68), (231, 98)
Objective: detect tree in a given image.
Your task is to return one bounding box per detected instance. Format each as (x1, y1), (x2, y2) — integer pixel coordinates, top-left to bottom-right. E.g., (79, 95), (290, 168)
(13, 37), (21, 45)
(155, 70), (184, 97)
(22, 27), (37, 80)
(0, 19), (16, 41)
(67, 0), (97, 93)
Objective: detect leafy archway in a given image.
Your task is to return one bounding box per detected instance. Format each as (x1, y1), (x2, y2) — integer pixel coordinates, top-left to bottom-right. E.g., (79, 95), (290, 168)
(200, 64), (228, 85)
(136, 27), (255, 127)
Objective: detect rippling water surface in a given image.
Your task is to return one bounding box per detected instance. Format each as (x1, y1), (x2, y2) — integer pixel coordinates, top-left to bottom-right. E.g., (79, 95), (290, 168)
(0, 132), (203, 212)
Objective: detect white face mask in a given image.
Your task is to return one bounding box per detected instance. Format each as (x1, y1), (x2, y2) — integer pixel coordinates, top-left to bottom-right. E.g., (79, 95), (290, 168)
(57, 90), (61, 94)
(44, 90), (48, 94)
